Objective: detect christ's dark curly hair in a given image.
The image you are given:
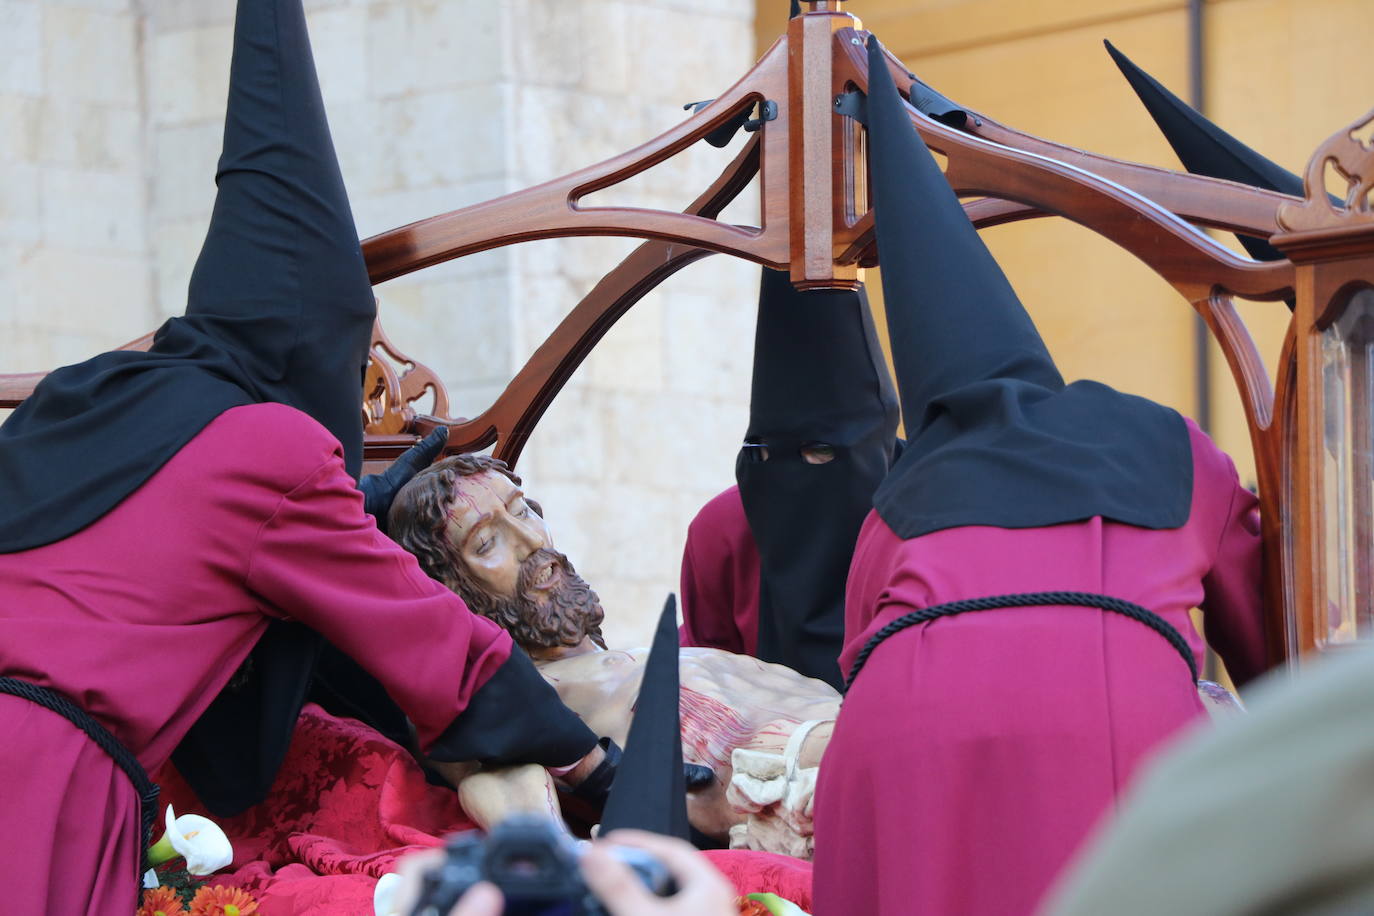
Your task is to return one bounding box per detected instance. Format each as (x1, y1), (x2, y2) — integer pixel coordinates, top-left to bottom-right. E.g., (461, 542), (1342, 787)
(387, 454), (604, 651)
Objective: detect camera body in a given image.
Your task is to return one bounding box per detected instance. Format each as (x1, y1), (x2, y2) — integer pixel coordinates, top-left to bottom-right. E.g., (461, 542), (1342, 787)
(410, 815), (676, 916)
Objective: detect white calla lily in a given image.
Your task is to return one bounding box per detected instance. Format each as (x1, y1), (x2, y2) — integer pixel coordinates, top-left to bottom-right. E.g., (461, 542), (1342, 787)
(746, 893), (811, 916)
(146, 804), (234, 875)
(373, 872), (402, 916)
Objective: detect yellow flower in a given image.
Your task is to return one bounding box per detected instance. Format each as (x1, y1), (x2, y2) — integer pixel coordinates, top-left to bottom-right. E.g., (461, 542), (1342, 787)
(188, 884), (259, 916)
(137, 886), (187, 916)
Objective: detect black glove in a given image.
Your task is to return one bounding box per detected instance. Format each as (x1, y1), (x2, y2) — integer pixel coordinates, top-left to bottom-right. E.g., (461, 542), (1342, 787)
(569, 738), (716, 810)
(358, 426), (448, 533)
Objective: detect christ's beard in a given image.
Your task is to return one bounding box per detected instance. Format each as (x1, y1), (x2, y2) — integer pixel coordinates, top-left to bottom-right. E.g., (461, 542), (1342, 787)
(469, 548), (607, 651)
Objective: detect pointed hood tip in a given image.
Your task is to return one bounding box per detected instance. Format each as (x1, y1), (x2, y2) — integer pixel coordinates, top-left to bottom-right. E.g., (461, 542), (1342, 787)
(1102, 34), (1306, 267)
(598, 594), (689, 841)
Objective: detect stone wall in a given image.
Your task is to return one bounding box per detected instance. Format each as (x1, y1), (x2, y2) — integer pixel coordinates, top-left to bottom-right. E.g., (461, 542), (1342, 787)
(3, 0), (760, 649)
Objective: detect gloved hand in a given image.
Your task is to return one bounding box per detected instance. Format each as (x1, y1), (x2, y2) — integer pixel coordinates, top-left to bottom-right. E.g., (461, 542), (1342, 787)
(569, 739), (716, 810)
(358, 426), (449, 533)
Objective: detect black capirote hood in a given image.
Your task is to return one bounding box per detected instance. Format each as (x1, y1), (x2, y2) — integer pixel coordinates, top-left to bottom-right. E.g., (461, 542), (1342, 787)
(0, 0), (374, 555)
(0, 0), (377, 817)
(737, 269), (898, 688)
(864, 35), (1192, 540)
(599, 595), (691, 841)
(1104, 40), (1303, 266)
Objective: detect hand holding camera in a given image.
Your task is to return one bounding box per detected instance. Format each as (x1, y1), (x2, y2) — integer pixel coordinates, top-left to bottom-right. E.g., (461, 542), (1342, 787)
(394, 817), (734, 916)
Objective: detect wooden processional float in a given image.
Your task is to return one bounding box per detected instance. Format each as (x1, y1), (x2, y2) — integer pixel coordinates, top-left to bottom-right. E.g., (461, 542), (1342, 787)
(3, 1), (1373, 670)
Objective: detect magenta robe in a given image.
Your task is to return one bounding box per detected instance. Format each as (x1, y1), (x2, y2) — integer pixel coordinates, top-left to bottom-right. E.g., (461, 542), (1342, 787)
(0, 404), (518, 912)
(677, 485), (760, 657)
(811, 420), (1266, 916)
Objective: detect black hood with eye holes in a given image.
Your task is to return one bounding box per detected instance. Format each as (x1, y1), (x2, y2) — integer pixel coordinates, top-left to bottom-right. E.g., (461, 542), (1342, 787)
(0, 0), (374, 556)
(736, 268), (899, 689)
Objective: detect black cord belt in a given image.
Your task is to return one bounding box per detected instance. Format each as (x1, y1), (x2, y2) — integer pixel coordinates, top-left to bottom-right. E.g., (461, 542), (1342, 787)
(0, 676), (160, 888)
(844, 591), (1199, 692)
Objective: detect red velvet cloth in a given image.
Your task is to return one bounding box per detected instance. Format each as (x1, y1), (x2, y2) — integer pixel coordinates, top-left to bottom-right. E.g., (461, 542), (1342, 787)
(156, 705), (812, 914)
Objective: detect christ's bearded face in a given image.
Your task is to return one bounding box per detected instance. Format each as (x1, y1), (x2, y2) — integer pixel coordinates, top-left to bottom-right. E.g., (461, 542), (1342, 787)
(443, 470), (605, 651)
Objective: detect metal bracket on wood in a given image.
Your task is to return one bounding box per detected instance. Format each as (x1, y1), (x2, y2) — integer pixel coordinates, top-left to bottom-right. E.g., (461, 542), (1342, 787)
(833, 89), (866, 124)
(682, 98), (773, 148)
(743, 100), (778, 133)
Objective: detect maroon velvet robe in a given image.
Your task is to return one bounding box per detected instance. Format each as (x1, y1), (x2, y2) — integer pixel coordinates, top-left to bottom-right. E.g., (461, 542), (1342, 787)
(677, 485), (760, 657)
(811, 420), (1267, 916)
(0, 404), (524, 912)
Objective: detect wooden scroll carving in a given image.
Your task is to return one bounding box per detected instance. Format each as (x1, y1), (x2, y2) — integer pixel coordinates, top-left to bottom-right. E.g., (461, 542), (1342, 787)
(1277, 108), (1374, 235)
(362, 319), (449, 437)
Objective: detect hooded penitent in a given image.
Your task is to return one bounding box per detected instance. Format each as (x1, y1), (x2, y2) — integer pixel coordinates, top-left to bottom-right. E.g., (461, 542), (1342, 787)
(599, 595), (691, 841)
(1104, 40), (1305, 266)
(0, 0), (376, 814)
(863, 35), (1192, 539)
(736, 270), (898, 689)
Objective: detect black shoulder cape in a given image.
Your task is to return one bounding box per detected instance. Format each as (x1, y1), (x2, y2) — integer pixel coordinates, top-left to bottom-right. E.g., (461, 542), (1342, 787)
(864, 36), (1192, 540)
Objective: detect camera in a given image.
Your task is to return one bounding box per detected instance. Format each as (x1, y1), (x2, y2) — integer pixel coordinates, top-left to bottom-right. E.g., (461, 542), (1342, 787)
(409, 815), (677, 916)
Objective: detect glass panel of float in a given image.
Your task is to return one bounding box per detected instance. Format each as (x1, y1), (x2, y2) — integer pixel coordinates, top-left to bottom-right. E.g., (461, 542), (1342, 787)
(1318, 286), (1374, 648)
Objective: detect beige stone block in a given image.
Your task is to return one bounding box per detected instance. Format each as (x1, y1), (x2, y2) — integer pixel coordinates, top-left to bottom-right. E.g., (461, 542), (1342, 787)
(599, 580), (680, 651)
(327, 98), (388, 195)
(571, 0), (629, 96)
(0, 1), (43, 95)
(625, 7), (749, 105)
(0, 95), (41, 163)
(662, 287), (753, 400)
(562, 476), (671, 583)
(43, 6), (139, 105)
(0, 162), (41, 244)
(49, 330), (112, 367)
(654, 0), (755, 20)
(380, 87), (509, 190)
(149, 121), (221, 224)
(0, 242), (21, 317)
(520, 383), (608, 483)
(148, 218), (205, 319)
(445, 381), (506, 423)
(378, 271), (514, 388)
(13, 248), (152, 341)
(41, 167), (146, 254)
(508, 0), (588, 90)
(37, 100), (143, 171)
(364, 4), (412, 99)
(145, 0), (234, 35)
(0, 325), (56, 374)
(46, 0), (134, 12)
(599, 389), (670, 483)
(309, 5), (370, 106)
(148, 25), (232, 126)
(368, 0), (504, 100)
(587, 293), (664, 392)
(508, 266), (583, 363)
(510, 85), (630, 187)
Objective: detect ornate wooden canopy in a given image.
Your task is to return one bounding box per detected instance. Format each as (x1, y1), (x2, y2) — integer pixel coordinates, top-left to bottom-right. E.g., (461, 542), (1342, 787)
(4, 0), (1372, 669)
